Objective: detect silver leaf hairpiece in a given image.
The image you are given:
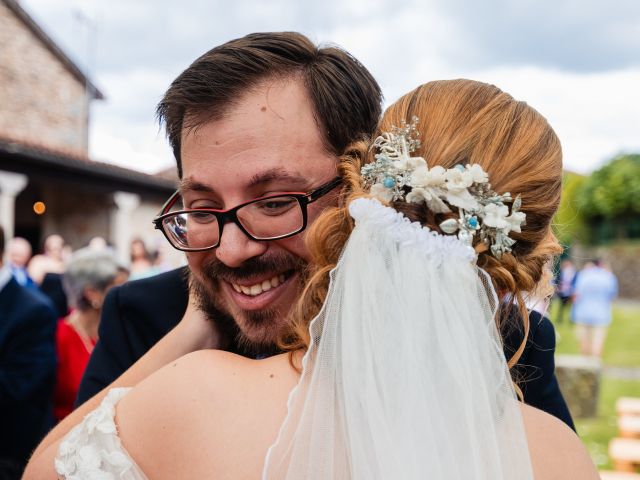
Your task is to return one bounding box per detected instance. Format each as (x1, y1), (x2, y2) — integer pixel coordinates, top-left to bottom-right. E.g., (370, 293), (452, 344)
(361, 116), (526, 258)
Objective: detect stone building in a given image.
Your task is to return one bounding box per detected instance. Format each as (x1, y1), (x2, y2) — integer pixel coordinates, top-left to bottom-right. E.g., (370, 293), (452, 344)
(0, 0), (181, 267)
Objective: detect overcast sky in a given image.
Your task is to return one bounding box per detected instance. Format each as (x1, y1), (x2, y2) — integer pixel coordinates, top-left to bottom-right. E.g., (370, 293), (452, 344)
(21, 0), (640, 175)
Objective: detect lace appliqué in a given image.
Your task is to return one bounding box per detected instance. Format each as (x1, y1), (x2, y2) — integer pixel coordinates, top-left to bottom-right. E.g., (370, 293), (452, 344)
(54, 387), (146, 480)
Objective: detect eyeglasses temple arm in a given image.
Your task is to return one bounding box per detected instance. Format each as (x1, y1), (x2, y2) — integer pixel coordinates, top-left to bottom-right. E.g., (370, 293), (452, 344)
(153, 189), (181, 226)
(308, 177), (342, 203)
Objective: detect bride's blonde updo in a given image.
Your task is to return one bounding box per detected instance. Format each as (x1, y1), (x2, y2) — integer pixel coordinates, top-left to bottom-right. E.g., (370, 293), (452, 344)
(280, 79), (563, 375)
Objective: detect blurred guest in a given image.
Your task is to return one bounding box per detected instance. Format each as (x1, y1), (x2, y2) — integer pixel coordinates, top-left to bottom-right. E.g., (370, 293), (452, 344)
(87, 236), (109, 251)
(27, 234), (65, 285)
(572, 259), (618, 357)
(6, 237), (35, 288)
(129, 237), (161, 280)
(554, 259), (576, 324)
(54, 249), (128, 422)
(29, 235), (69, 318)
(0, 227), (57, 478)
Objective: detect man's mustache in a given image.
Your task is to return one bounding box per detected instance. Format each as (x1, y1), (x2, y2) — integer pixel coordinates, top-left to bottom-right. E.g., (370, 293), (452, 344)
(200, 252), (307, 284)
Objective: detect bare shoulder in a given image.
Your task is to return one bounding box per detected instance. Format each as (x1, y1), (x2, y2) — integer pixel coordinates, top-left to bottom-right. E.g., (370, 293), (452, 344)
(117, 350), (298, 480)
(521, 403), (599, 480)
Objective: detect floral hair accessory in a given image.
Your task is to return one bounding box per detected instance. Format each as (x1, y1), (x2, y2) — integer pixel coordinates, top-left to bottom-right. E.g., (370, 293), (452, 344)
(361, 117), (526, 258)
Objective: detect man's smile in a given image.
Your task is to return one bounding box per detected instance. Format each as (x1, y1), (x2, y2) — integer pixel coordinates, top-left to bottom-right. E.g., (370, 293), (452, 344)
(223, 270), (298, 310)
(229, 272), (290, 296)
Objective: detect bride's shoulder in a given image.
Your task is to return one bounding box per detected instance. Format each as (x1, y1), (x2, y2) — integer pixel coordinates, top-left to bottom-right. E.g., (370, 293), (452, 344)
(520, 403), (599, 480)
(115, 350), (297, 479)
(118, 349), (294, 429)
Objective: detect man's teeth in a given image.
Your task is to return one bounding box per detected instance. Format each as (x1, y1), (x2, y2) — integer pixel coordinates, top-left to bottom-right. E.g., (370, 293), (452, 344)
(231, 274), (287, 296)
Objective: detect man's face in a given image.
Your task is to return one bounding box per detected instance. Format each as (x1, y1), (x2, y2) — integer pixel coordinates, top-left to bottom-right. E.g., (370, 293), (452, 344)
(180, 78), (338, 353)
(45, 235), (64, 261)
(8, 239), (31, 267)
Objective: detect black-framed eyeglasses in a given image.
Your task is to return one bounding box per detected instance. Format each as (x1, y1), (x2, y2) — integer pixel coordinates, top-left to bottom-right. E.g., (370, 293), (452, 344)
(153, 177), (342, 252)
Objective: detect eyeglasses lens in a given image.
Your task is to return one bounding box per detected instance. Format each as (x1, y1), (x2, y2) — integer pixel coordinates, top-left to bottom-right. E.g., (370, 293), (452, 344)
(161, 195), (305, 249)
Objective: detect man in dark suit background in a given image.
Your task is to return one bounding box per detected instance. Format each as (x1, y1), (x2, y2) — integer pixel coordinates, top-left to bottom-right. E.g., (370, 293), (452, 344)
(77, 32), (574, 430)
(0, 227), (57, 478)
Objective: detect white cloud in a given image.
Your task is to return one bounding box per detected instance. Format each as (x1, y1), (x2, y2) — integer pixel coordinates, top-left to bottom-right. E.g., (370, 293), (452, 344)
(19, 0), (640, 176)
(452, 67), (640, 173)
(91, 128), (173, 173)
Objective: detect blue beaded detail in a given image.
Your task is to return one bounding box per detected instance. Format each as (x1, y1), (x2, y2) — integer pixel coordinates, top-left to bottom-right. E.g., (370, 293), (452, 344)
(383, 176), (396, 188)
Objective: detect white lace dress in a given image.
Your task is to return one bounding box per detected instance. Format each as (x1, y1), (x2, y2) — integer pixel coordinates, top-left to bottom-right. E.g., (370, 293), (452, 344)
(54, 387), (148, 479)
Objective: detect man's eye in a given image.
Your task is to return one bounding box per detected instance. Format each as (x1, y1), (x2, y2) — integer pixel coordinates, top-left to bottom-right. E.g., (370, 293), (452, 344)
(189, 212), (216, 224)
(189, 204), (219, 210)
(257, 198), (297, 213)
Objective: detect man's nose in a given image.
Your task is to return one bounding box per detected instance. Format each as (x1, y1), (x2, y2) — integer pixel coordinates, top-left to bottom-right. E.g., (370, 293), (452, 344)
(215, 222), (268, 268)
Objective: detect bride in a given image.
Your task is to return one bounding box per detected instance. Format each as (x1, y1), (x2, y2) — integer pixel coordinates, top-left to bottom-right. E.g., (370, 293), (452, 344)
(25, 79), (598, 479)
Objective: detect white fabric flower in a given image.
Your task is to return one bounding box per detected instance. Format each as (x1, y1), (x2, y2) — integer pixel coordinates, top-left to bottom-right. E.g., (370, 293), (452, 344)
(103, 450), (133, 468)
(407, 156), (428, 170)
(55, 388), (142, 479)
(370, 183), (394, 202)
(411, 165), (446, 188)
(466, 164), (489, 183)
(505, 211), (526, 233)
(410, 165), (429, 186)
(444, 168), (474, 192)
(392, 158), (408, 170)
(394, 155), (426, 171)
(55, 457), (76, 477)
(85, 402), (116, 435)
(446, 189), (479, 211)
(78, 445), (102, 470)
(482, 204), (510, 229)
(406, 187), (451, 213)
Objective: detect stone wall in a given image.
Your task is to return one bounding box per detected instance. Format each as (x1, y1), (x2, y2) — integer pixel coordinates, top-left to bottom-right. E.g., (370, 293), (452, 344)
(555, 354), (601, 419)
(0, 1), (88, 155)
(570, 243), (640, 299)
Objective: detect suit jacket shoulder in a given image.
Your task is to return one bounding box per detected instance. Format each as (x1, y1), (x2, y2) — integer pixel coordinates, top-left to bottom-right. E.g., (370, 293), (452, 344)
(0, 278), (57, 467)
(75, 268), (189, 405)
(503, 308), (575, 430)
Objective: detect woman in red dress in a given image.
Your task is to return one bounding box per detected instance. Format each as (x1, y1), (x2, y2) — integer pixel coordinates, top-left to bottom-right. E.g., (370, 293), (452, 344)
(54, 248), (128, 421)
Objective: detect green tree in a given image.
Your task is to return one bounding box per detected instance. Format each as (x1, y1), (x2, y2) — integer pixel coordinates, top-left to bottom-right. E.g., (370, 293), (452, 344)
(577, 154), (640, 243)
(553, 171), (587, 246)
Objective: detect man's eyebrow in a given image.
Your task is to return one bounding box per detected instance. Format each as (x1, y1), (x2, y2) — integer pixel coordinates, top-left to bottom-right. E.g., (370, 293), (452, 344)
(179, 178), (215, 194)
(248, 168), (308, 189)
(179, 169), (309, 195)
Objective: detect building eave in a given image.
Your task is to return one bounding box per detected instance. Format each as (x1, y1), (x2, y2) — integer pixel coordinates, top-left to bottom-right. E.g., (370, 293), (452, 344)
(0, 138), (176, 197)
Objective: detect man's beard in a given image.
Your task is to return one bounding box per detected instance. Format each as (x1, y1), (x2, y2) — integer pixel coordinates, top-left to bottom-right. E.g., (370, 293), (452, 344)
(190, 251), (307, 358)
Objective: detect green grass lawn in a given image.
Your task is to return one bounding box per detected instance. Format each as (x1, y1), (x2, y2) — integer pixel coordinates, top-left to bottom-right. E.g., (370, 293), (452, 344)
(577, 377), (640, 469)
(548, 299), (640, 470)
(551, 300), (640, 366)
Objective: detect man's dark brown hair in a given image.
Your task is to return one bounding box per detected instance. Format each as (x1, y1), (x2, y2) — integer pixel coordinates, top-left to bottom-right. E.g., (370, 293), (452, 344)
(157, 32), (382, 177)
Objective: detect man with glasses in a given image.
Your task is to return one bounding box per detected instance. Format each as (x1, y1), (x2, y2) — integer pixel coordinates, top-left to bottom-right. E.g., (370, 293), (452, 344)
(76, 32), (381, 403)
(75, 32), (573, 431)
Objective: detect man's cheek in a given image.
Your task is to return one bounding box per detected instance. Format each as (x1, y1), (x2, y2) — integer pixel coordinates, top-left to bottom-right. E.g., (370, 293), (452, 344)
(186, 251), (209, 275)
(278, 235), (310, 263)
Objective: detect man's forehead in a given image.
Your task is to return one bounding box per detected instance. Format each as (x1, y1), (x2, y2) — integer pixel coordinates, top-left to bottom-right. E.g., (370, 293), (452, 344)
(181, 78), (323, 147)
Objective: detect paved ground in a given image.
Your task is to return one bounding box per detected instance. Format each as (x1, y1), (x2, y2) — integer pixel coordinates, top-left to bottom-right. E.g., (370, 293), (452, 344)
(603, 366), (640, 381)
(614, 299), (640, 309)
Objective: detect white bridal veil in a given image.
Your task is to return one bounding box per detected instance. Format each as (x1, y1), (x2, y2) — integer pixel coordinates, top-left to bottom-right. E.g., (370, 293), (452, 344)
(262, 197), (534, 479)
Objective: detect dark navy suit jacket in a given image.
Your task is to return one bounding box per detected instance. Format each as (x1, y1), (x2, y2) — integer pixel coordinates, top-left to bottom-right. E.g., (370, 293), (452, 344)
(77, 267), (574, 430)
(0, 277), (57, 475)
